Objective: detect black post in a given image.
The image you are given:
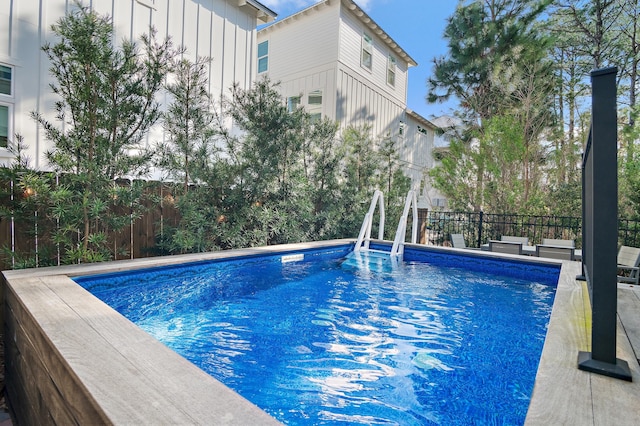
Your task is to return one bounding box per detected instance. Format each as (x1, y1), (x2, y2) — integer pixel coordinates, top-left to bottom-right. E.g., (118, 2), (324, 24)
(576, 140), (587, 282)
(577, 67), (631, 381)
(477, 211), (483, 248)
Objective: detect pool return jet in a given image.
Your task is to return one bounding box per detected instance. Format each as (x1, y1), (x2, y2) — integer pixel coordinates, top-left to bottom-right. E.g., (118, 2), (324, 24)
(342, 190), (418, 271)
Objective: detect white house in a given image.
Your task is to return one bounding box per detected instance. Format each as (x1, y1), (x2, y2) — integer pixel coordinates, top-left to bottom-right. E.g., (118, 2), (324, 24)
(0, 0), (276, 169)
(257, 0), (441, 209)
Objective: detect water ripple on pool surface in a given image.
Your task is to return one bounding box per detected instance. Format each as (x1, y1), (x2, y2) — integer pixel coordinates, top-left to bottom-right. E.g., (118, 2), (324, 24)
(89, 257), (555, 425)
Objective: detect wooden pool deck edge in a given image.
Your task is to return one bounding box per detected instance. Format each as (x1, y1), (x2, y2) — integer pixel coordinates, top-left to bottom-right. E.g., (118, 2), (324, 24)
(525, 261), (640, 425)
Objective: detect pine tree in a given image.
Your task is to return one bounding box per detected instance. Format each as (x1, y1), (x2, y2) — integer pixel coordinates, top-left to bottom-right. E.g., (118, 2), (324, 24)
(31, 2), (173, 262)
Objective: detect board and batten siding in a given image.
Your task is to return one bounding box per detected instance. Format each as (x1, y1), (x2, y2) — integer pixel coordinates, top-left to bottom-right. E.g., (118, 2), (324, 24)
(335, 67), (405, 141)
(403, 114), (436, 207)
(277, 67), (337, 121)
(0, 0), (264, 169)
(337, 8), (408, 106)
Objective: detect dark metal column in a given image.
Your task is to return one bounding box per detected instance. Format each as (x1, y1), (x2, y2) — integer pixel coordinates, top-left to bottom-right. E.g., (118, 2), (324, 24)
(577, 67), (632, 381)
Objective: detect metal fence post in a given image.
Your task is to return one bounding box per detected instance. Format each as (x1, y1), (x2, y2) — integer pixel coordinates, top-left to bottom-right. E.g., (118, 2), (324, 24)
(477, 211), (483, 248)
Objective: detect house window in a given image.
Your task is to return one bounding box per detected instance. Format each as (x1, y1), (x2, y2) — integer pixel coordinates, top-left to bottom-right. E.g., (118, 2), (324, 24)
(307, 90), (322, 122)
(387, 55), (396, 87)
(287, 95), (301, 112)
(0, 105), (10, 148)
(417, 125), (428, 135)
(361, 34), (372, 70)
(433, 198), (447, 208)
(257, 41), (269, 73)
(0, 65), (12, 96)
(399, 121), (405, 136)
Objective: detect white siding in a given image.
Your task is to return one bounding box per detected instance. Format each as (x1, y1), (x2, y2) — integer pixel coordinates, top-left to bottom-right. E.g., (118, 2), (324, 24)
(2, 0), (263, 168)
(336, 67), (405, 138)
(338, 9), (407, 105)
(258, 2), (340, 82)
(256, 0), (437, 202)
(403, 114), (435, 208)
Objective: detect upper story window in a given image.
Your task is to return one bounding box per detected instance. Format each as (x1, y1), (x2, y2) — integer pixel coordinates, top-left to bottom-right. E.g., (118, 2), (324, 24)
(258, 41), (269, 73)
(361, 34), (372, 70)
(387, 55), (396, 87)
(287, 95), (301, 112)
(0, 64), (13, 148)
(0, 65), (12, 96)
(417, 125), (428, 135)
(307, 90), (322, 122)
(0, 105), (9, 148)
(399, 121), (405, 136)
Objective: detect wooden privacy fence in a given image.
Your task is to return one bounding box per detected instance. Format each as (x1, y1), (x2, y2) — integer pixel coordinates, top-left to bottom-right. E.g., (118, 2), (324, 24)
(0, 178), (181, 270)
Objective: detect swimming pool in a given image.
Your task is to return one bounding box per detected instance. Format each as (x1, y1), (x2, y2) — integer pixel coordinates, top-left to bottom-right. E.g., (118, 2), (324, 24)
(76, 244), (560, 425)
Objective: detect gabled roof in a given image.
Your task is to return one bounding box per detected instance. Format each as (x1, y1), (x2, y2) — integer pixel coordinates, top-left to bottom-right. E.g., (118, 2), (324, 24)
(341, 0), (417, 67)
(259, 0), (417, 67)
(237, 0), (277, 24)
(406, 109), (437, 130)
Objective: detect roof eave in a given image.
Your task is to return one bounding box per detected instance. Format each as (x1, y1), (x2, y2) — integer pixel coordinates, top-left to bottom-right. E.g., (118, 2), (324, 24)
(258, 0), (332, 33)
(406, 109), (437, 130)
(341, 0), (417, 67)
(237, 0), (277, 24)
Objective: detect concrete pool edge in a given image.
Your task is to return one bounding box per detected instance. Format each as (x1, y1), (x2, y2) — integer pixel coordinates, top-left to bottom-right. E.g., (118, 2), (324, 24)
(2, 240), (637, 424)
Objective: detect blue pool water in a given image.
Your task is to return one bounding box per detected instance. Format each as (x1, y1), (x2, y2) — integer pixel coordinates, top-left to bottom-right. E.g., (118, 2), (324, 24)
(76, 245), (560, 425)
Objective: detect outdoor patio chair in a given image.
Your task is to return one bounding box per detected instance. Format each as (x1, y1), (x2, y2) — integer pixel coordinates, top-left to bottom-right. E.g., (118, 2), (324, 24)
(542, 238), (575, 248)
(450, 234), (479, 250)
(489, 240), (523, 255)
(536, 244), (575, 261)
(617, 245), (640, 285)
(501, 236), (529, 245)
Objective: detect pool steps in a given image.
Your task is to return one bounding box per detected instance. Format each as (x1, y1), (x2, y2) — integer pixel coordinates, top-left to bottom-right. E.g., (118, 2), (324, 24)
(353, 190), (417, 263)
(340, 250), (398, 273)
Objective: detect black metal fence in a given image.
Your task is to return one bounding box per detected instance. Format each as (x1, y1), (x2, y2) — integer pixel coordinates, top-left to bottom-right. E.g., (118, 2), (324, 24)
(420, 210), (640, 250)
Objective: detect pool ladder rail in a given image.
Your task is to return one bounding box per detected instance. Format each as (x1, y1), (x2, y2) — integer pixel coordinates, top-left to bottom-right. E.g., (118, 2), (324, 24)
(352, 190), (418, 264)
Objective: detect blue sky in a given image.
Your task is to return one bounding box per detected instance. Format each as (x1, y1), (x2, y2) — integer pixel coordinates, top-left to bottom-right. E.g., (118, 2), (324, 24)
(259, 0), (460, 120)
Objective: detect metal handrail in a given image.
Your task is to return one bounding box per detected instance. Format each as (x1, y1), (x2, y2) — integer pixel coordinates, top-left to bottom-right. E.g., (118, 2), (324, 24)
(390, 190), (418, 259)
(354, 190), (385, 252)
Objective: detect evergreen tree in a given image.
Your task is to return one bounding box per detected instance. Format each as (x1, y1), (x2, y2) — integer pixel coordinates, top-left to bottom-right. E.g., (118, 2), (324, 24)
(31, 3), (173, 262)
(157, 56), (219, 194)
(427, 0), (553, 212)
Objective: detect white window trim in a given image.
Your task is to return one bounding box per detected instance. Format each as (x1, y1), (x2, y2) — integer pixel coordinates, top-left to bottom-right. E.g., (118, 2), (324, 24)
(287, 94), (302, 113)
(257, 40), (269, 74)
(387, 55), (396, 87)
(307, 89), (323, 121)
(361, 33), (373, 71)
(0, 102), (13, 150)
(0, 63), (14, 99)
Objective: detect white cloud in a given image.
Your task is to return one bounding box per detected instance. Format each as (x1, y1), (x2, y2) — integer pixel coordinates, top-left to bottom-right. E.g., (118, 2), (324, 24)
(355, 0), (372, 10)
